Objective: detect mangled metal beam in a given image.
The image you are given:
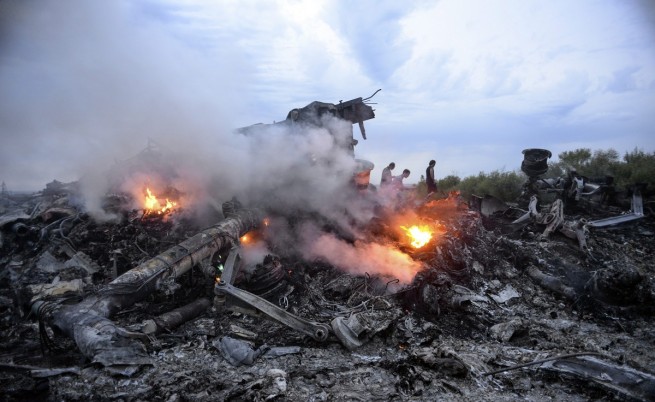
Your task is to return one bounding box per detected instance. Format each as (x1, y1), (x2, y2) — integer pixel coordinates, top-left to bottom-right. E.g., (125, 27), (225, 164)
(238, 92), (378, 156)
(587, 188), (645, 228)
(216, 281), (330, 341)
(540, 355), (655, 401)
(334, 91), (378, 140)
(215, 247), (330, 342)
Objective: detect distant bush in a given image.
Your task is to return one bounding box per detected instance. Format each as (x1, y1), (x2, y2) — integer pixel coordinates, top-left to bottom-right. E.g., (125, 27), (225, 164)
(458, 170), (524, 202)
(438, 175), (461, 192)
(415, 175), (427, 196)
(416, 174), (462, 197)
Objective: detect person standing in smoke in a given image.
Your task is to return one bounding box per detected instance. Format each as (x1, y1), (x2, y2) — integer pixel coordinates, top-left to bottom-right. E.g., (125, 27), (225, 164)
(389, 169), (411, 206)
(426, 159), (437, 196)
(392, 169), (411, 188)
(380, 162), (395, 187)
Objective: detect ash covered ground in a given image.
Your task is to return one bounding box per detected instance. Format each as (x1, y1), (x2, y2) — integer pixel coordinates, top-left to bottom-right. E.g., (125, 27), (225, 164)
(1, 182), (654, 402)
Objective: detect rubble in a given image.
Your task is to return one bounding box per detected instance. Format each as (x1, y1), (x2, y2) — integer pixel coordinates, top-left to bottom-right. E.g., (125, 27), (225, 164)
(2, 121), (654, 402)
(1, 180), (652, 401)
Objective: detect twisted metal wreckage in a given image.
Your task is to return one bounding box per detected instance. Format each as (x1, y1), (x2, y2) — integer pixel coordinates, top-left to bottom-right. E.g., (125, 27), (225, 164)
(32, 204), (264, 374)
(28, 92), (382, 372)
(473, 148), (646, 255)
(2, 93), (655, 400)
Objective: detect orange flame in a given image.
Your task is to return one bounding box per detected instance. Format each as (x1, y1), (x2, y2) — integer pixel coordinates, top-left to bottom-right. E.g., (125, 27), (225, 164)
(401, 225), (433, 248)
(144, 187), (178, 215)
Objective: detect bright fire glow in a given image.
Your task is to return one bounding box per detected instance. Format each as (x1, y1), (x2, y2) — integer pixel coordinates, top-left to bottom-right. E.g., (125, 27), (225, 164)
(401, 225), (433, 248)
(144, 187), (178, 215)
(240, 234), (250, 244)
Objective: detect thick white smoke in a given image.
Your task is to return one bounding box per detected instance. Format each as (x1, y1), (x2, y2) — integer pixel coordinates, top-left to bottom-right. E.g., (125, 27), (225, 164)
(0, 0), (244, 194)
(303, 233), (421, 284)
(0, 0), (418, 282)
(293, 221), (421, 284)
(0, 1), (362, 219)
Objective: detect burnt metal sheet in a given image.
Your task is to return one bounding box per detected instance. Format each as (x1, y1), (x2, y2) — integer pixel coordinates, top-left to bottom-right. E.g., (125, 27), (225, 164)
(588, 189), (644, 228)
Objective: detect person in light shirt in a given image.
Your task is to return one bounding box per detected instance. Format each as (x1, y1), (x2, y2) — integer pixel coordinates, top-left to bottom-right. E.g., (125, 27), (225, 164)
(380, 162), (395, 187)
(392, 169), (411, 188)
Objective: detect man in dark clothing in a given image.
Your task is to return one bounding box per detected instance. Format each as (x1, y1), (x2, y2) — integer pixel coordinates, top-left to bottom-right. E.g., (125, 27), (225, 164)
(426, 160), (437, 195)
(380, 162), (395, 187)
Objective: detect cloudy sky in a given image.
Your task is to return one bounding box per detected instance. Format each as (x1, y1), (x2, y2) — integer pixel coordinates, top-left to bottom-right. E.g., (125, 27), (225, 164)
(1, 0), (654, 191)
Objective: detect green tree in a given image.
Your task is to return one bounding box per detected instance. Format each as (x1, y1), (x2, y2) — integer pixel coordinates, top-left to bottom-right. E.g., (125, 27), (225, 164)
(614, 148), (655, 190)
(586, 149), (620, 179)
(438, 175), (461, 192)
(558, 148), (592, 170)
(552, 148), (620, 179)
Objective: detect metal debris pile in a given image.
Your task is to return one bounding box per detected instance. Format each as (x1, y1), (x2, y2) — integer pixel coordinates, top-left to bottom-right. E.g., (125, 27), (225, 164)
(1, 174), (654, 401)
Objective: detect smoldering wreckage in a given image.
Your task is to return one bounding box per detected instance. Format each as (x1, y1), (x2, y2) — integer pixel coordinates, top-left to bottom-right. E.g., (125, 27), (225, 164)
(1, 94), (654, 402)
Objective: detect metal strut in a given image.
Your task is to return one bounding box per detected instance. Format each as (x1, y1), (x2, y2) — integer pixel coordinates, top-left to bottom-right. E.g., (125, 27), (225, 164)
(215, 281), (329, 341)
(214, 247), (330, 342)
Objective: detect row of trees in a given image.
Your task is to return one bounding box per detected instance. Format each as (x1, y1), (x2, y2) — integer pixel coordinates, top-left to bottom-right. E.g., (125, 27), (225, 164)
(416, 148), (655, 202)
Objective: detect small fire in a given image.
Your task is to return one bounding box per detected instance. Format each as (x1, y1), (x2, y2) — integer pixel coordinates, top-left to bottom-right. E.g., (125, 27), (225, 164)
(401, 225), (433, 248)
(144, 187), (178, 215)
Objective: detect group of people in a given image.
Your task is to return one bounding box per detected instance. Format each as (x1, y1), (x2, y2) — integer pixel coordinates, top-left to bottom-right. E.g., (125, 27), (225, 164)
(379, 160), (438, 196)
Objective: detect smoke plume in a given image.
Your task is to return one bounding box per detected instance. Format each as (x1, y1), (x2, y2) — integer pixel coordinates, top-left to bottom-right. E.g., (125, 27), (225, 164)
(0, 0), (419, 282)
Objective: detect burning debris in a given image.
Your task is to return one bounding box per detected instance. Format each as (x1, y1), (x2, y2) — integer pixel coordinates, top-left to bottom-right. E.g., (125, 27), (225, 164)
(1, 103), (654, 400)
(143, 187), (178, 217)
(401, 225), (433, 249)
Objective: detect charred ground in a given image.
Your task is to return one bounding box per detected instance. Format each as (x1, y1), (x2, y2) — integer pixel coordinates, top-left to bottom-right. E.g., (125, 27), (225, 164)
(1, 182), (654, 401)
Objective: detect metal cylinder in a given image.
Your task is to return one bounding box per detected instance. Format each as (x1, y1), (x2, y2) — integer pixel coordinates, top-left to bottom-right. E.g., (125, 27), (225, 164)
(521, 149), (552, 177)
(12, 222), (31, 237)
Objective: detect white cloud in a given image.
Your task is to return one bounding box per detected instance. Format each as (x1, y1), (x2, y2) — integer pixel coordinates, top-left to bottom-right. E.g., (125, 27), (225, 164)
(1, 0), (653, 193)
(175, 0), (375, 120)
(391, 0), (655, 110)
